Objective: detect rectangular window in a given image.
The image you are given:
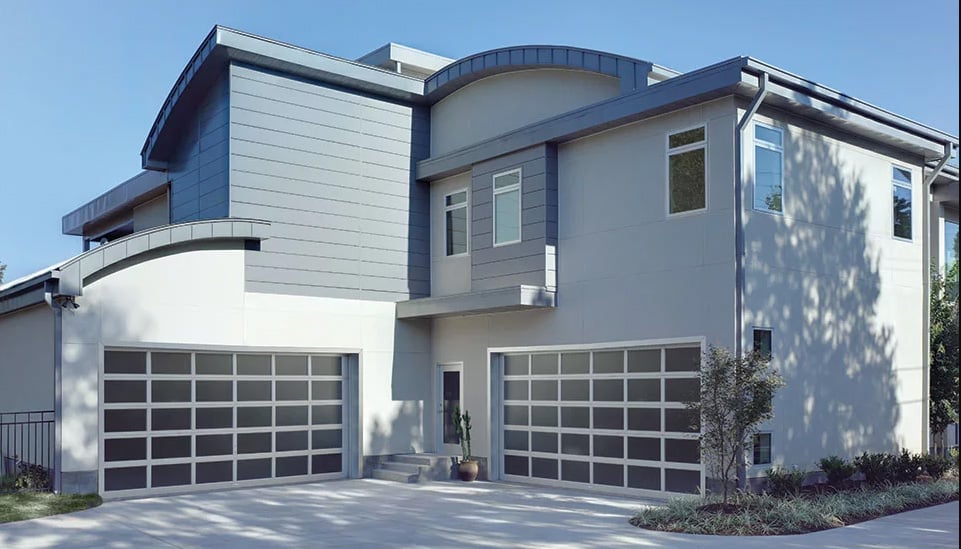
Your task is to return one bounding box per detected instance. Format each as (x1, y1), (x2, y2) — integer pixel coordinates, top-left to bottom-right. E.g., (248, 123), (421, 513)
(754, 123), (783, 213)
(667, 126), (706, 215)
(753, 433), (772, 464)
(892, 166), (912, 240)
(444, 190), (468, 256)
(753, 328), (772, 359)
(493, 169), (521, 245)
(943, 219), (959, 272)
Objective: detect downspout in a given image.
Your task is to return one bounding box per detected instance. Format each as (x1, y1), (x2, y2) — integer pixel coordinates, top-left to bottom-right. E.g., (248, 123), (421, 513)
(922, 142), (955, 455)
(43, 283), (63, 494)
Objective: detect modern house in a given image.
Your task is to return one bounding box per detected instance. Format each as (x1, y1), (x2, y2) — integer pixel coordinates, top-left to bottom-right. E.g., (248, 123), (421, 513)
(0, 26), (957, 499)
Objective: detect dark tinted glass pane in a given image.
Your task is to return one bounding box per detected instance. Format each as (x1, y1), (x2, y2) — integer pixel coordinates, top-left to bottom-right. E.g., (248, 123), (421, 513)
(665, 409), (699, 433)
(105, 380), (146, 403)
(628, 379), (660, 402)
(664, 379), (700, 402)
(151, 380), (191, 403)
(504, 430), (528, 451)
(561, 380), (589, 401)
(238, 406), (272, 428)
(152, 463), (191, 487)
(196, 353), (232, 375)
(531, 354), (558, 375)
(669, 127), (705, 148)
(531, 431), (558, 453)
(238, 381), (271, 401)
(311, 381), (342, 401)
(237, 354), (271, 375)
(238, 458), (272, 480)
(503, 355), (529, 376)
(665, 439), (700, 464)
(531, 406), (557, 427)
(665, 348), (700, 372)
(105, 409), (146, 432)
(561, 433), (589, 456)
(276, 355), (308, 376)
(628, 437), (661, 461)
(312, 453), (342, 474)
(312, 429), (342, 450)
(531, 380), (557, 401)
(312, 405), (342, 425)
(504, 380), (528, 400)
(196, 407), (233, 429)
(593, 462), (623, 486)
(627, 349), (660, 372)
(593, 379), (623, 402)
(196, 380), (232, 402)
(152, 436), (191, 459)
(531, 458), (558, 479)
(152, 352), (190, 375)
(628, 408), (661, 431)
(277, 455), (308, 477)
(753, 433), (772, 464)
(311, 356), (341, 376)
(197, 461), (233, 484)
(562, 460), (590, 483)
(104, 438), (146, 462)
(104, 466), (146, 491)
(446, 206), (467, 255)
(504, 405), (529, 426)
(561, 353), (589, 375)
(276, 431), (308, 451)
(238, 432), (272, 454)
(628, 466), (661, 490)
(665, 469), (701, 493)
(593, 435), (623, 458)
(504, 455), (528, 476)
(893, 184), (912, 239)
(277, 381), (308, 401)
(104, 351), (146, 374)
(561, 407), (589, 428)
(197, 434), (233, 456)
(593, 407), (624, 430)
(152, 408), (191, 431)
(753, 329), (772, 358)
(277, 406), (308, 426)
(593, 351), (623, 374)
(669, 148), (705, 214)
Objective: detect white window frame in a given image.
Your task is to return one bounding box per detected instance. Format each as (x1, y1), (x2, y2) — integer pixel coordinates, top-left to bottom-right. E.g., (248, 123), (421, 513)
(665, 124), (708, 218)
(493, 168), (523, 247)
(753, 122), (784, 215)
(443, 189), (469, 257)
(752, 326), (773, 358)
(752, 432), (772, 466)
(891, 165), (913, 242)
(941, 212), (960, 273)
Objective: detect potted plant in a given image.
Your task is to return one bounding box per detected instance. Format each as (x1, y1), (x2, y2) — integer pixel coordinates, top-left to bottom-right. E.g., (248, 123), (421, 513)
(452, 406), (478, 481)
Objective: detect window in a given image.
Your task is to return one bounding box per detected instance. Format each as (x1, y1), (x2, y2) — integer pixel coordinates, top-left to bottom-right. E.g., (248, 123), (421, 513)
(444, 190), (468, 256)
(944, 218), (959, 272)
(754, 123), (783, 213)
(753, 433), (771, 465)
(493, 169), (521, 245)
(892, 166), (912, 240)
(667, 126), (707, 215)
(753, 328), (772, 359)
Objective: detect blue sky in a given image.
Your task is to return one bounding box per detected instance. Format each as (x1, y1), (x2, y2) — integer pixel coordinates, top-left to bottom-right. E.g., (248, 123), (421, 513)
(0, 0), (958, 281)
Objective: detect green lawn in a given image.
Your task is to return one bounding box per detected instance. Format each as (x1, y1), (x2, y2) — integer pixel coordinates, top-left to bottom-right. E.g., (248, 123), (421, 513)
(0, 492), (102, 524)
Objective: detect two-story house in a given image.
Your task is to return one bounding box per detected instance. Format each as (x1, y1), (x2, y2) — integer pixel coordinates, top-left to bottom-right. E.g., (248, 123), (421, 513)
(0, 26), (957, 498)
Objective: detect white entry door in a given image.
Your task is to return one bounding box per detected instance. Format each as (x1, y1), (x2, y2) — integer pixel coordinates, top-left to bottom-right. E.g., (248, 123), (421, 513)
(436, 363), (463, 456)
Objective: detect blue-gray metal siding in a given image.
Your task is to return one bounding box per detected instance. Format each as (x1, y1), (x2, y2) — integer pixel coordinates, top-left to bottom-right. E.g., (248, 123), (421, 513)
(227, 63), (430, 301)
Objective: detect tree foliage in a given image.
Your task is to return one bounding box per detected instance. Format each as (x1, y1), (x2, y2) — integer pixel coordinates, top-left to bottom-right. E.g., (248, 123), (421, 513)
(0, 261), (5, 284)
(930, 261), (959, 454)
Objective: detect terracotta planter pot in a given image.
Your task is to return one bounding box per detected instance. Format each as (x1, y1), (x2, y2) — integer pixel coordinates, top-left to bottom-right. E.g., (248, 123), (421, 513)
(458, 460), (479, 482)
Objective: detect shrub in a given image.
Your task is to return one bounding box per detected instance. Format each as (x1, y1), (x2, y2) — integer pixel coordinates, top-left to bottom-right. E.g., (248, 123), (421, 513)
(13, 463), (50, 492)
(765, 466), (806, 497)
(893, 450), (923, 483)
(920, 454), (952, 480)
(951, 447), (959, 470)
(818, 455), (856, 487)
(855, 452), (895, 485)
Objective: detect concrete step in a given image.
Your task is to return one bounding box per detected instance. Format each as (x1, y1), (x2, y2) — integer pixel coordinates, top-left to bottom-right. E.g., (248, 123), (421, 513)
(372, 468), (418, 483)
(392, 455), (437, 467)
(382, 461), (423, 474)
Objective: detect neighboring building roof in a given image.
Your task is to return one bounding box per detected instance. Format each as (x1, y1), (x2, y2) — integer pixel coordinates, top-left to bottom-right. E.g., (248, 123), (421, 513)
(62, 170), (168, 236)
(355, 42), (454, 79)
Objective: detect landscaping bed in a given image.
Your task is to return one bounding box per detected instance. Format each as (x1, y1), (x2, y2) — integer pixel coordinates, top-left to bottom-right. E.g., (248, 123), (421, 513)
(0, 492), (102, 524)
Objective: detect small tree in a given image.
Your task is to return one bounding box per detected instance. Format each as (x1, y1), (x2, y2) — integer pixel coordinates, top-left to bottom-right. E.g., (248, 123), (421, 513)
(0, 261), (5, 283)
(687, 345), (784, 505)
(930, 262), (959, 456)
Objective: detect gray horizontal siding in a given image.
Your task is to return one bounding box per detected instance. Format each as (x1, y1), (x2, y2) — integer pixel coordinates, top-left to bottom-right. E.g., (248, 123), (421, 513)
(229, 63), (430, 301)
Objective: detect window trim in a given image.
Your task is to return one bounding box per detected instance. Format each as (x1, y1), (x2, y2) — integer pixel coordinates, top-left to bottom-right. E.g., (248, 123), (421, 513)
(752, 432), (772, 465)
(891, 164), (913, 242)
(492, 168), (523, 247)
(665, 124), (709, 218)
(753, 122), (784, 215)
(443, 188), (469, 257)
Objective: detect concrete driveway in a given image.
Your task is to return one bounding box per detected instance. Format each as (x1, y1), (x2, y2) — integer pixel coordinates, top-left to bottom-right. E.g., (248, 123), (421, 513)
(0, 479), (957, 548)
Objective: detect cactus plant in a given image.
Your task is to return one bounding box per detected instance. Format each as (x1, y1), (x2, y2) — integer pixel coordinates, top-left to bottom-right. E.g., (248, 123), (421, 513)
(451, 406), (472, 462)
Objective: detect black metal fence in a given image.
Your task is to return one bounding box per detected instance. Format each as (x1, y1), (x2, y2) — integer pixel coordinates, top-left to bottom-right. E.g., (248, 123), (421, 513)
(1, 410), (55, 493)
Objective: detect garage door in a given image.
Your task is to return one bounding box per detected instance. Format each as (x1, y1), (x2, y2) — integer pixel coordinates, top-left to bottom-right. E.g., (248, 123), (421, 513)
(100, 349), (348, 496)
(500, 345), (703, 495)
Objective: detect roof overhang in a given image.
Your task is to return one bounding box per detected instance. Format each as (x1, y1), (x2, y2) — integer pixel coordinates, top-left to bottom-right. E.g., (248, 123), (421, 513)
(396, 285), (556, 319)
(62, 170), (168, 236)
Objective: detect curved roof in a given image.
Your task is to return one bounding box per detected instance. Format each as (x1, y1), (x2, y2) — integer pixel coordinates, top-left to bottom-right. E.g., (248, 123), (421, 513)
(424, 45), (654, 102)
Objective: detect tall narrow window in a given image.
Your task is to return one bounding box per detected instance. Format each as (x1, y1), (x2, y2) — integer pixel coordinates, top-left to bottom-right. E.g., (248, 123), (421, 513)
(753, 433), (772, 464)
(444, 190), (468, 256)
(493, 169), (521, 245)
(892, 166), (912, 240)
(754, 123), (783, 213)
(667, 126), (706, 215)
(753, 328), (773, 359)
(943, 218), (958, 272)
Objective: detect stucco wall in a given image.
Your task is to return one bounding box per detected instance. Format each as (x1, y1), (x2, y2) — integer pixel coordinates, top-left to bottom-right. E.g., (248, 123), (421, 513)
(0, 305), (54, 412)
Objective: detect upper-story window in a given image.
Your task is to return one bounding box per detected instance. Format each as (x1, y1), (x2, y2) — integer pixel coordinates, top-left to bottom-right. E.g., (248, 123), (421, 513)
(493, 169), (522, 245)
(944, 218), (959, 272)
(444, 190), (469, 256)
(892, 166), (912, 240)
(754, 123), (784, 213)
(667, 126), (707, 215)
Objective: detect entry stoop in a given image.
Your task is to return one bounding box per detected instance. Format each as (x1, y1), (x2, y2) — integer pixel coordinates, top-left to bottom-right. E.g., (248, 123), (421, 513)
(371, 454), (456, 483)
